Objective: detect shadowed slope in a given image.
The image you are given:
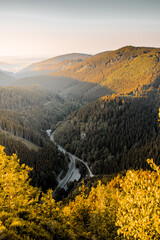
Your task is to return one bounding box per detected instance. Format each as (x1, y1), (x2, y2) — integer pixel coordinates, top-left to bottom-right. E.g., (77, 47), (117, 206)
(13, 46), (160, 100)
(13, 75), (113, 101)
(0, 71), (14, 86)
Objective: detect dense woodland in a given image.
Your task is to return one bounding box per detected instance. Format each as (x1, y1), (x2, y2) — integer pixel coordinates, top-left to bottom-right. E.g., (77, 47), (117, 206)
(49, 46), (160, 96)
(55, 85), (160, 175)
(0, 86), (81, 191)
(0, 87), (81, 133)
(0, 130), (68, 191)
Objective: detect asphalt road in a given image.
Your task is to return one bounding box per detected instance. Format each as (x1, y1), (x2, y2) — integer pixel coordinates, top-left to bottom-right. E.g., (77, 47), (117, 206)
(48, 130), (94, 189)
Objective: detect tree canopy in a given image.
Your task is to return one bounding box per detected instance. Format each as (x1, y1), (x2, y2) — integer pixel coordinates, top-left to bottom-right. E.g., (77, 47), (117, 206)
(0, 145), (160, 239)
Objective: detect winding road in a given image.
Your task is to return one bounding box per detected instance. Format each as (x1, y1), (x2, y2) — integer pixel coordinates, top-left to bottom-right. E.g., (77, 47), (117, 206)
(47, 129), (94, 190)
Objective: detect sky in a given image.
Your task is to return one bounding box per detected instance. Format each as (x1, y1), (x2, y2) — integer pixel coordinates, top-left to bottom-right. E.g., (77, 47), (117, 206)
(0, 0), (160, 58)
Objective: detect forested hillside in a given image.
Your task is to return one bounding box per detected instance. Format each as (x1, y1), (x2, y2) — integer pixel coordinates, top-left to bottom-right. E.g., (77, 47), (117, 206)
(15, 53), (91, 78)
(0, 86), (80, 191)
(1, 46), (160, 191)
(0, 86), (80, 139)
(1, 46), (160, 239)
(13, 46), (160, 101)
(54, 86), (160, 175)
(50, 46), (160, 95)
(0, 130), (67, 191)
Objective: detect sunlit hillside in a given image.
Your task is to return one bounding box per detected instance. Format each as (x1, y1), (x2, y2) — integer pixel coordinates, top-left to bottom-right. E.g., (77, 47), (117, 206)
(15, 53), (91, 78)
(49, 46), (160, 95)
(12, 46), (160, 101)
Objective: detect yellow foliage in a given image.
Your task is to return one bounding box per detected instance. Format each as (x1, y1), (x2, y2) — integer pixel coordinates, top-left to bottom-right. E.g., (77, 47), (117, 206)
(102, 54), (158, 94)
(0, 146), (69, 239)
(116, 159), (160, 239)
(1, 144), (160, 239)
(62, 180), (120, 239)
(158, 108), (160, 124)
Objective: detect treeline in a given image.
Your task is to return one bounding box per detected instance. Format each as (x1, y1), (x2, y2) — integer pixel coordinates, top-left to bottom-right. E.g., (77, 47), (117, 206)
(55, 87), (160, 175)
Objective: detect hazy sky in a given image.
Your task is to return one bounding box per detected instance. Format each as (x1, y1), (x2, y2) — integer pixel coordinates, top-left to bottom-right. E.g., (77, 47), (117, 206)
(0, 0), (160, 57)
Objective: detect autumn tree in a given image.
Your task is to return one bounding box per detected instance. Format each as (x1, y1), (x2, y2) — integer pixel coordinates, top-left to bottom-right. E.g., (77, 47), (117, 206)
(0, 146), (69, 239)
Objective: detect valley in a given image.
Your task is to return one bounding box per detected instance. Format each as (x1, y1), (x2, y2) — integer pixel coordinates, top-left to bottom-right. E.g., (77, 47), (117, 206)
(0, 46), (160, 238)
(0, 46), (160, 197)
(48, 129), (93, 191)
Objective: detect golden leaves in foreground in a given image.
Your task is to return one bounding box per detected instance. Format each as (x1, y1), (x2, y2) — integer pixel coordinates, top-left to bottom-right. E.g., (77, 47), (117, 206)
(0, 145), (160, 239)
(116, 158), (160, 240)
(0, 146), (67, 239)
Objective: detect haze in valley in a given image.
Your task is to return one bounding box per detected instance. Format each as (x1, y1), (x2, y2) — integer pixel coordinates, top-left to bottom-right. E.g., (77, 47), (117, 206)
(0, 0), (160, 73)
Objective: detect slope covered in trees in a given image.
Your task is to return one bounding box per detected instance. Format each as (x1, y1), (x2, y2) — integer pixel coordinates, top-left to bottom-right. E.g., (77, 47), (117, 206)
(1, 46), (160, 239)
(15, 53), (91, 78)
(0, 130), (67, 191)
(0, 86), (81, 191)
(49, 46), (160, 95)
(0, 86), (80, 140)
(13, 75), (111, 102)
(13, 46), (160, 101)
(54, 86), (160, 175)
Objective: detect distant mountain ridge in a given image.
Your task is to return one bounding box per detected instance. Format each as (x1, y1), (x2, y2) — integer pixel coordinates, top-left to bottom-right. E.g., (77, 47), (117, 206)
(12, 46), (160, 100)
(15, 53), (91, 78)
(49, 46), (160, 95)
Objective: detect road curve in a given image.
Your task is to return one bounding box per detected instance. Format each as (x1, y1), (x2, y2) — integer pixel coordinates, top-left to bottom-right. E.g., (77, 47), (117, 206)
(47, 130), (94, 189)
(68, 153), (94, 177)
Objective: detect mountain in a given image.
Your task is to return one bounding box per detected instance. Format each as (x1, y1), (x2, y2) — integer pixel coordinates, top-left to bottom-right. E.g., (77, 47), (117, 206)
(0, 71), (14, 86)
(1, 47), (160, 239)
(49, 46), (160, 95)
(13, 46), (160, 102)
(14, 53), (91, 78)
(13, 53), (111, 102)
(9, 46), (160, 179)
